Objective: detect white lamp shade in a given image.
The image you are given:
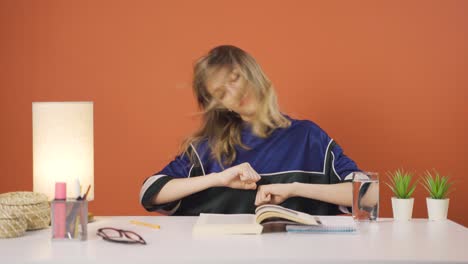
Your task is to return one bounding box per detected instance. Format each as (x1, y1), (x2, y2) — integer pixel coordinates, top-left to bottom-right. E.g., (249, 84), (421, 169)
(33, 102), (94, 201)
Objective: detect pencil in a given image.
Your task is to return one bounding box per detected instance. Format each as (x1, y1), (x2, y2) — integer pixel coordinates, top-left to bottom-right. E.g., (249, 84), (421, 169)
(73, 217), (79, 238)
(130, 220), (160, 229)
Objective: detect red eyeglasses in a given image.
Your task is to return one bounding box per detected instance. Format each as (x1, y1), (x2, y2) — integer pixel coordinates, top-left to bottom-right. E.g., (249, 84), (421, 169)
(97, 227), (146, 245)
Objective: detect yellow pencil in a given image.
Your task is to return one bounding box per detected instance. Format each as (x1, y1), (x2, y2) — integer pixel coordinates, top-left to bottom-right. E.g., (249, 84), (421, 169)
(130, 220), (160, 229)
(73, 217), (79, 238)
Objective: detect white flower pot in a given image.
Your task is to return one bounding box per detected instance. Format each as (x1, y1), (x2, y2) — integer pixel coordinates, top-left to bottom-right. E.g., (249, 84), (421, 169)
(391, 197), (414, 221)
(427, 198), (449, 221)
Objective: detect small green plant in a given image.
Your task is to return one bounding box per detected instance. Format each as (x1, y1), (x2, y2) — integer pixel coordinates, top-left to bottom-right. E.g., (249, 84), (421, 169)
(386, 169), (417, 199)
(422, 170), (453, 199)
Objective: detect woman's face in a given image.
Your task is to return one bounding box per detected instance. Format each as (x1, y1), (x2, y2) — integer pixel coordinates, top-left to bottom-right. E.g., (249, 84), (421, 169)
(205, 67), (257, 121)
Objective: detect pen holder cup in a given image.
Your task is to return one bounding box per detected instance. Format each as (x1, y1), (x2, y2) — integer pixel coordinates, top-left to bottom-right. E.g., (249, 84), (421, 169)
(51, 200), (88, 241)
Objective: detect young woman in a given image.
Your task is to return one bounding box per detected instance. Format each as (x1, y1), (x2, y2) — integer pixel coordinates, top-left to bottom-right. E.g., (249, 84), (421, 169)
(140, 45), (360, 216)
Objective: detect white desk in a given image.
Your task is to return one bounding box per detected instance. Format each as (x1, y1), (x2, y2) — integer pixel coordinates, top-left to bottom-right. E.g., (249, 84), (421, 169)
(1, 216), (467, 264)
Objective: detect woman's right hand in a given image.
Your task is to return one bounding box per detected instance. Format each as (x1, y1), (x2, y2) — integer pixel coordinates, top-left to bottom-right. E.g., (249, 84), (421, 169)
(215, 162), (261, 190)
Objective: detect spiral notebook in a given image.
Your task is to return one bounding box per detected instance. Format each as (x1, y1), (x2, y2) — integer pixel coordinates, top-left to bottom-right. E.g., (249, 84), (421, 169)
(286, 216), (357, 233)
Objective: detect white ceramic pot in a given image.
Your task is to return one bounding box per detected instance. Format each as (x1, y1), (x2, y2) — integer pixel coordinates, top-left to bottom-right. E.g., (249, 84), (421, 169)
(426, 198), (449, 221)
(391, 197), (414, 221)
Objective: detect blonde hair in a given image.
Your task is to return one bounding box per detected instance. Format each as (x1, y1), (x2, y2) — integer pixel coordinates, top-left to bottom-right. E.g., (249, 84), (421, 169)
(182, 45), (290, 167)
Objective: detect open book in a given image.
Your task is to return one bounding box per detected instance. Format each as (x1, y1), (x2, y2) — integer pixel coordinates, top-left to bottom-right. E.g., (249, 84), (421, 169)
(192, 204), (321, 235)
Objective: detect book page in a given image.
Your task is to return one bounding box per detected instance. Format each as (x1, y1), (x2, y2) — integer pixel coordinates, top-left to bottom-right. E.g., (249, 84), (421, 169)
(197, 214), (256, 225)
(255, 204), (300, 216)
(255, 205), (319, 225)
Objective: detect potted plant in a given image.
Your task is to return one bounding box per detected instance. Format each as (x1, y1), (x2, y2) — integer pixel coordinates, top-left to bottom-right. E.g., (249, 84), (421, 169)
(386, 169), (417, 221)
(422, 170), (453, 221)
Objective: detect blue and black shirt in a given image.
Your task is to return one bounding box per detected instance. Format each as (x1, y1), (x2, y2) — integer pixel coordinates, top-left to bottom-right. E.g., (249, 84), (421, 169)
(140, 117), (360, 216)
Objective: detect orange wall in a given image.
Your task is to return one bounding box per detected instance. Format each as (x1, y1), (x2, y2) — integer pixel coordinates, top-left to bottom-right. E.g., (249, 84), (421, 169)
(1, 0), (467, 226)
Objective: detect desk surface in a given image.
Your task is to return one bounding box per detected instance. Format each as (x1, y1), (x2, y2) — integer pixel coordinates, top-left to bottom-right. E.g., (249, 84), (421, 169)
(1, 216), (468, 264)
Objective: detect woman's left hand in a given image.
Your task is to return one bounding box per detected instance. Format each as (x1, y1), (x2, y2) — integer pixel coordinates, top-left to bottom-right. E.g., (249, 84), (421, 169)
(254, 183), (296, 206)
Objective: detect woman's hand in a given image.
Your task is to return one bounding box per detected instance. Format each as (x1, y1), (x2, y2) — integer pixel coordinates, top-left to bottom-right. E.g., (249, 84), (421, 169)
(255, 183), (296, 206)
(215, 162), (261, 190)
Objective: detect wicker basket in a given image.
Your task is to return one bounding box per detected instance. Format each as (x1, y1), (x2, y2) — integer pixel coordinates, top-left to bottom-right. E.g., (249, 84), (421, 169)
(0, 192), (50, 231)
(0, 211), (27, 238)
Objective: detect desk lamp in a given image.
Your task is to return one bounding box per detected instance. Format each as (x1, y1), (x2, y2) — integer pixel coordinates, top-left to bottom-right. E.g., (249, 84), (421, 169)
(32, 102), (94, 217)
